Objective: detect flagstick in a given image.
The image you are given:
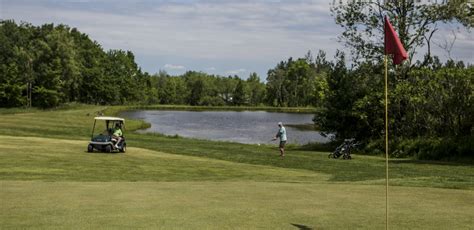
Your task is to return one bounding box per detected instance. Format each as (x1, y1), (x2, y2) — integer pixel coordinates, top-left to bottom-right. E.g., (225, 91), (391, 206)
(384, 55), (389, 230)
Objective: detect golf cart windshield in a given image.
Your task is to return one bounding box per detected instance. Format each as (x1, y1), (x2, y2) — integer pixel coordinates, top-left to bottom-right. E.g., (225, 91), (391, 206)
(91, 117), (125, 138)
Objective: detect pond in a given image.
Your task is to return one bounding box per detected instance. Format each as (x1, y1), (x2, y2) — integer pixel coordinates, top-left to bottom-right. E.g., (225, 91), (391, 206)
(121, 110), (330, 145)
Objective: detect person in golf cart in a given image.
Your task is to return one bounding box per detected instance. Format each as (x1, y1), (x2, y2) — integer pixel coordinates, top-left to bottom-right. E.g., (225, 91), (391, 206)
(111, 123), (123, 148)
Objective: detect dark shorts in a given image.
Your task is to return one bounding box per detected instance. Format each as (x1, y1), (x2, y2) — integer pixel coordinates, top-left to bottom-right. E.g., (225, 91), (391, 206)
(279, 141), (286, 148)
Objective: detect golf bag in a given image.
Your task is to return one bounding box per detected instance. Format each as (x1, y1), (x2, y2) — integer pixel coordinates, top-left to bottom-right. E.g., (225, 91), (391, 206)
(328, 138), (359, 160)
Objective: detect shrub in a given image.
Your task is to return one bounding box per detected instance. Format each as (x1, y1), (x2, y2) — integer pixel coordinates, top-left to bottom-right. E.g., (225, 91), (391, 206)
(33, 86), (61, 108)
(363, 139), (384, 156)
(394, 137), (473, 160)
(199, 96), (225, 106)
(362, 136), (473, 161)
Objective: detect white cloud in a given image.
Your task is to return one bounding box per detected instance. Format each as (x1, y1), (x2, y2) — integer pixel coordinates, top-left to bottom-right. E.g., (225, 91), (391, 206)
(2, 0), (473, 77)
(164, 64), (185, 70)
(2, 1), (341, 60)
(226, 68), (246, 75)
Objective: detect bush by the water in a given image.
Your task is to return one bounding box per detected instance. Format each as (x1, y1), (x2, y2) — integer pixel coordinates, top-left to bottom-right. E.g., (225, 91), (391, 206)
(395, 137), (473, 161)
(363, 137), (473, 161)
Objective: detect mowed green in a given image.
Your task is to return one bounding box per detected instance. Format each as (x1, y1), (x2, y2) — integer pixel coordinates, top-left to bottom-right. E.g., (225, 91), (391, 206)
(2, 181), (473, 229)
(0, 105), (473, 229)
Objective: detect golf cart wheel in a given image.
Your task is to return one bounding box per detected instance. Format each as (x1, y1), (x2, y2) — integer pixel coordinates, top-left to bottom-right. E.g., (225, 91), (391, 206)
(328, 153), (333, 159)
(87, 144), (93, 153)
(119, 144), (126, 153)
(105, 145), (111, 153)
(347, 155), (352, 160)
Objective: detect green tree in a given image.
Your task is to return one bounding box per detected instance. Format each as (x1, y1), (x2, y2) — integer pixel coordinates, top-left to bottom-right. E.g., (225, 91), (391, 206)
(233, 79), (246, 106)
(310, 50), (332, 108)
(266, 54), (321, 107)
(0, 21), (155, 107)
(266, 60), (290, 106)
(0, 20), (34, 107)
(215, 76), (238, 105)
(392, 62), (473, 138)
(45, 25), (81, 103)
(286, 58), (316, 107)
(246, 72), (265, 106)
(104, 50), (146, 104)
(155, 72), (188, 105)
(70, 27), (109, 105)
(184, 72), (207, 106)
(331, 0), (473, 64)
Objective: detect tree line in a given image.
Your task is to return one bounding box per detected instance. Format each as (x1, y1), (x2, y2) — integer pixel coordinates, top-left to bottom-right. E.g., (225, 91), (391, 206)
(149, 71), (266, 106)
(0, 19), (358, 110)
(0, 20), (152, 108)
(0, 20), (269, 108)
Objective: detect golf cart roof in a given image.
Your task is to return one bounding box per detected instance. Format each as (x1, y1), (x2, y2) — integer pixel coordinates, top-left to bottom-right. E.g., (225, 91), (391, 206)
(94, 116), (125, 122)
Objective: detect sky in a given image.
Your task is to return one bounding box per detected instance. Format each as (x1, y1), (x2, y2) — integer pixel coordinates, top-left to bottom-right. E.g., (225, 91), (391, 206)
(1, 0), (472, 80)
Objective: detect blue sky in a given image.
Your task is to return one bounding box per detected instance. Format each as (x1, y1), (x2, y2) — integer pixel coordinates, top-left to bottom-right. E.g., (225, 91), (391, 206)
(1, 0), (472, 79)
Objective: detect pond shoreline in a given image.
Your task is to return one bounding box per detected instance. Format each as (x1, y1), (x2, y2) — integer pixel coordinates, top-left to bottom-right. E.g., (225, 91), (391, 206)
(119, 109), (328, 145)
(118, 105), (317, 114)
(285, 123), (320, 131)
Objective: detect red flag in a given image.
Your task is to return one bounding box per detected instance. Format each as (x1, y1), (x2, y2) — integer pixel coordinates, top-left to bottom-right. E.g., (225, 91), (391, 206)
(384, 16), (408, 65)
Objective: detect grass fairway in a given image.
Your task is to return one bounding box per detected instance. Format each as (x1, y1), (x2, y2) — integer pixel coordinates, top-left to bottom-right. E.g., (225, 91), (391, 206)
(0, 105), (473, 229)
(2, 181), (473, 229)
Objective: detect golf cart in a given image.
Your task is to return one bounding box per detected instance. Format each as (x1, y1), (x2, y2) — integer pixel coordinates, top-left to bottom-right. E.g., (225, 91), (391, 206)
(87, 116), (126, 153)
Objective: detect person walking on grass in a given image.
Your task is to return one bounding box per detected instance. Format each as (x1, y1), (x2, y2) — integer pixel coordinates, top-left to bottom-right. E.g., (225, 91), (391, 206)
(273, 122), (287, 157)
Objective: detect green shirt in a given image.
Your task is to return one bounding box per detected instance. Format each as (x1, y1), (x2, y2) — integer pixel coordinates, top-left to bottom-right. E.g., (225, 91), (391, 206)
(113, 128), (122, 137)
